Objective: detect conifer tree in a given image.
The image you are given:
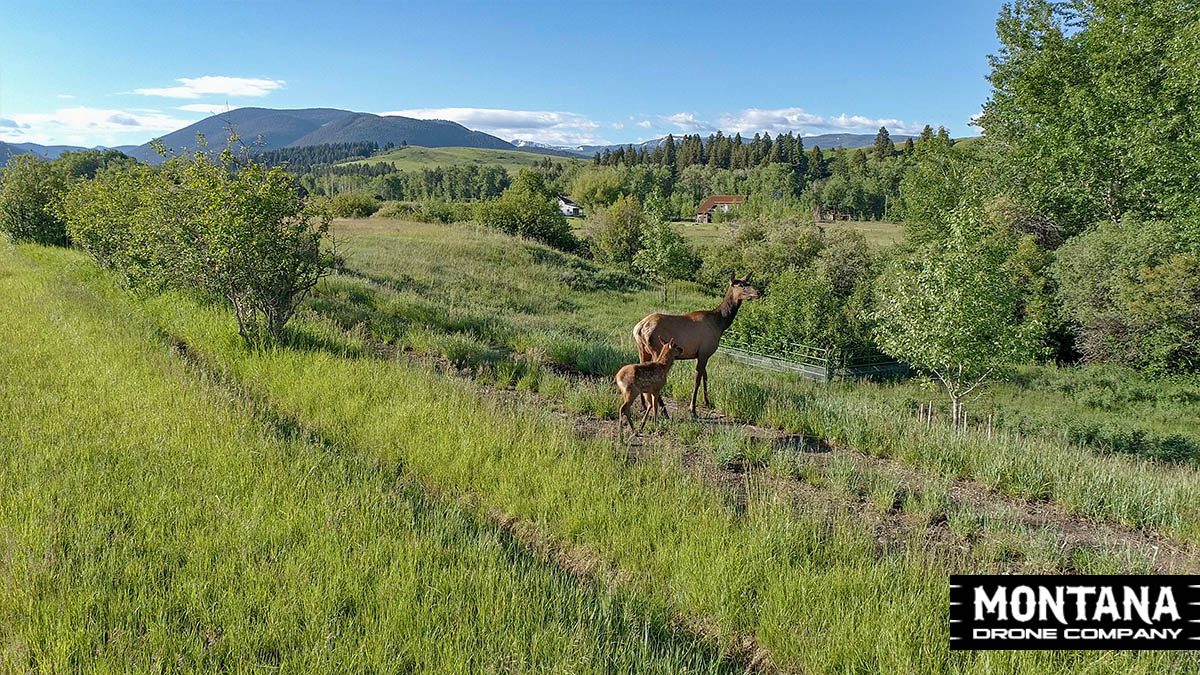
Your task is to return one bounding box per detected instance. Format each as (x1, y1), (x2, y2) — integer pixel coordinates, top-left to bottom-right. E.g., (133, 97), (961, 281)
(872, 126), (895, 160)
(805, 145), (825, 182)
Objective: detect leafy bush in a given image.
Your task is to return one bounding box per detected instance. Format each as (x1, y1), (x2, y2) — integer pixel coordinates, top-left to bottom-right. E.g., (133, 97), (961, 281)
(723, 224), (878, 351)
(589, 195), (645, 268)
(475, 171), (576, 251)
(375, 200), (473, 223)
(1053, 219), (1200, 373)
(0, 154), (69, 246)
(60, 141), (335, 343)
(633, 219), (697, 289)
(328, 191), (380, 218)
(567, 166), (625, 210)
(696, 220), (823, 288)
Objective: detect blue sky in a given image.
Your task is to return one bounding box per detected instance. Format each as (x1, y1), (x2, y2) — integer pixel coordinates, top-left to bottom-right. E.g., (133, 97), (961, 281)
(1, 1), (1003, 148)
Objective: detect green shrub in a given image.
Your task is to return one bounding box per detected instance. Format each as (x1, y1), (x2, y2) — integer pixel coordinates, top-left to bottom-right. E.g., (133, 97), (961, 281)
(0, 154), (69, 246)
(375, 200), (473, 224)
(59, 143), (334, 343)
(329, 191), (380, 218)
(476, 174), (576, 251)
(1053, 219), (1200, 373)
(589, 195), (645, 268)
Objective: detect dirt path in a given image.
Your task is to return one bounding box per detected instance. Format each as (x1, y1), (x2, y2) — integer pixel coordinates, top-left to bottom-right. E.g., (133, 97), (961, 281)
(463, 361), (1200, 575)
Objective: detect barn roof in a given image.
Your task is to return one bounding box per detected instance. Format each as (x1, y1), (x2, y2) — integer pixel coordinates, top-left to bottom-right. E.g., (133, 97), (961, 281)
(695, 195), (746, 214)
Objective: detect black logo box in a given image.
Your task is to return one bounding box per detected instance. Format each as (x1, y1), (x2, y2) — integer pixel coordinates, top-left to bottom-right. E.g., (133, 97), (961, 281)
(951, 575), (1200, 650)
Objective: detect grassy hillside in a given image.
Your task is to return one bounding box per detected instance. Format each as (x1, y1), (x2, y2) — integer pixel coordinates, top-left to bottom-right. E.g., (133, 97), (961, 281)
(340, 145), (583, 173)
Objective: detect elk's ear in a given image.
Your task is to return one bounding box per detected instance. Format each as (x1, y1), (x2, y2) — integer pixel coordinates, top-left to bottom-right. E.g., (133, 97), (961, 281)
(729, 273), (736, 285)
(742, 272), (752, 282)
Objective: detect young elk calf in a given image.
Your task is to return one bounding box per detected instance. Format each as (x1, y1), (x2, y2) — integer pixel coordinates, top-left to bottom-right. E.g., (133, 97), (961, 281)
(615, 339), (683, 439)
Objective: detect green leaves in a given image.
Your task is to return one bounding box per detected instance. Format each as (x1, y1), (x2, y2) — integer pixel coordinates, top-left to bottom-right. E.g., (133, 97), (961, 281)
(1053, 219), (1200, 373)
(873, 211), (1045, 406)
(60, 138), (334, 344)
(632, 219), (696, 286)
(0, 154), (70, 246)
(980, 0), (1200, 229)
(475, 173), (576, 251)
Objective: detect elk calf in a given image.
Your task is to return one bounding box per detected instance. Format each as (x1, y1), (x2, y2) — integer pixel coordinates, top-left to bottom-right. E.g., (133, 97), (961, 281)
(615, 339), (683, 439)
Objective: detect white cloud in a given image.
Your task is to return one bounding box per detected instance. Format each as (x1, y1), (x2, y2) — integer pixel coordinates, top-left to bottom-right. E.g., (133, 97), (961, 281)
(134, 76), (285, 99)
(660, 107), (922, 137)
(378, 107), (609, 146)
(178, 103), (232, 114)
(56, 94), (74, 99)
(0, 106), (192, 145)
(636, 120), (652, 128)
(662, 112), (716, 133)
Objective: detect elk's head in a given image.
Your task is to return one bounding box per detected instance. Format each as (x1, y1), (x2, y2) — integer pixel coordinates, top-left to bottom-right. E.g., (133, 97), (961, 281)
(658, 339), (684, 361)
(728, 273), (761, 302)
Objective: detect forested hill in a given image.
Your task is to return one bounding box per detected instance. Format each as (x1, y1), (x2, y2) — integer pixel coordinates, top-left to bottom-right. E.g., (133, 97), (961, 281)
(122, 108), (518, 164)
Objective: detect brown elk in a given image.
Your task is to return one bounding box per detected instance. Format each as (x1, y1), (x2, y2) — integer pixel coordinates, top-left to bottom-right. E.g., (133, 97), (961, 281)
(632, 274), (761, 415)
(615, 339), (684, 439)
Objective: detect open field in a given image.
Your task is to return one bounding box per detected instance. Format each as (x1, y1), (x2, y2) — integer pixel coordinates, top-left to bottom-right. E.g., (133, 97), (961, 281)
(575, 219), (903, 249)
(4, 219), (1200, 672)
(324, 219), (1200, 537)
(338, 145), (583, 174)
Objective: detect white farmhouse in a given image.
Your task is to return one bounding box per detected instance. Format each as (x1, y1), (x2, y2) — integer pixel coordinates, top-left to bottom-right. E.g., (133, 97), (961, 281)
(558, 196), (583, 218)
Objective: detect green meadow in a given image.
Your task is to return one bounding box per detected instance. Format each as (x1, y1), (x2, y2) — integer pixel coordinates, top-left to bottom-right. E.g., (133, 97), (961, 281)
(4, 218), (1200, 672)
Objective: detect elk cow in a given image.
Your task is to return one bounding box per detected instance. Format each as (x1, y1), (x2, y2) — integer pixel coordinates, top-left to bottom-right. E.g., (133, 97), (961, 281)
(632, 274), (761, 415)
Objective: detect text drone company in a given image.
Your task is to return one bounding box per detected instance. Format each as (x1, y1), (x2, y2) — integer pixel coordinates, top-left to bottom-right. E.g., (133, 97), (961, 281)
(950, 575), (1200, 650)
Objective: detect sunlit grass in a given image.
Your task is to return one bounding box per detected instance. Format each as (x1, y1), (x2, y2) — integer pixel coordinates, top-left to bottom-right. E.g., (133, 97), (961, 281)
(327, 218), (1200, 544)
(8, 237), (1200, 672)
(0, 247), (730, 673)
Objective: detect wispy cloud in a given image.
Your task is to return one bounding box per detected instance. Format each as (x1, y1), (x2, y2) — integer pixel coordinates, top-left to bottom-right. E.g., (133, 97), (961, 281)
(134, 76), (285, 99)
(379, 107), (609, 146)
(661, 107), (922, 137)
(0, 107), (192, 145)
(661, 112), (716, 133)
(56, 94), (74, 100)
(178, 103), (232, 114)
(635, 120), (652, 128)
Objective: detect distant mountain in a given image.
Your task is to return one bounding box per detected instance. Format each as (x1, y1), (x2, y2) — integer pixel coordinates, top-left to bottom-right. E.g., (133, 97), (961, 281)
(0, 140), (91, 164)
(123, 107), (521, 164)
(4, 108), (933, 168)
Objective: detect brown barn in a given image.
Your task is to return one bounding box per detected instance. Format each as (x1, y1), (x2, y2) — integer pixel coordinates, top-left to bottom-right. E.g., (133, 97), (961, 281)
(695, 195), (746, 223)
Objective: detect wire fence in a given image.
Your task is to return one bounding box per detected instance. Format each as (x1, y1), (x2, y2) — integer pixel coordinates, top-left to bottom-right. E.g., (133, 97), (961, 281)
(719, 332), (909, 382)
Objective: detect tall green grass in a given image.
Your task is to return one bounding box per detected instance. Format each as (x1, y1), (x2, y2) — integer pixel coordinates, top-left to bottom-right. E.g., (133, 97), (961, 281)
(322, 220), (1200, 545)
(667, 364), (1200, 544)
(0, 248), (730, 672)
(21, 244), (1200, 673)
